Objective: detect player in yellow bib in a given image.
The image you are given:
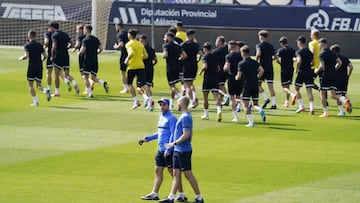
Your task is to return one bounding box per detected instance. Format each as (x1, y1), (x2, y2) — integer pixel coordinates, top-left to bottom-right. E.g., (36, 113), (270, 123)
(308, 29), (321, 90)
(175, 22), (187, 42)
(124, 29), (154, 110)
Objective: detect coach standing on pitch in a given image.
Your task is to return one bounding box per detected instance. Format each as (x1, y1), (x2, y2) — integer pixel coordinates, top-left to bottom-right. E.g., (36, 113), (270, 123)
(160, 96), (204, 203)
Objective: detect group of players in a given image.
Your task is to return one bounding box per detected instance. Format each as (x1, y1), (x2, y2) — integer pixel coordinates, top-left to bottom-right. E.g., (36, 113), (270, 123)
(20, 21), (109, 106)
(20, 20), (353, 126)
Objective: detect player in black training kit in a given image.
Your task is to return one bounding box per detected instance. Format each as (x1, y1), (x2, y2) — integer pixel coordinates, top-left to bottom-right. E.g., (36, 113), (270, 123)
(212, 35), (230, 106)
(138, 34), (157, 111)
(19, 30), (51, 106)
(199, 42), (222, 122)
(181, 30), (202, 108)
(330, 44), (354, 116)
(79, 24), (109, 98)
(223, 40), (243, 122)
(275, 36), (297, 108)
(163, 32), (187, 108)
(50, 21), (79, 96)
(73, 24), (88, 94)
(113, 22), (129, 94)
(236, 45), (266, 127)
(294, 36), (315, 114)
(256, 30), (277, 109)
(315, 38), (352, 117)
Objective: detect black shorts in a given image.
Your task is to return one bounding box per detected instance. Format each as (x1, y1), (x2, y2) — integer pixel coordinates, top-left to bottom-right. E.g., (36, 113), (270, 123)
(155, 151), (173, 168)
(335, 76), (348, 95)
(53, 53), (69, 69)
(127, 69), (146, 86)
(120, 56), (127, 71)
(281, 70), (294, 86)
(79, 55), (85, 73)
(27, 66), (43, 82)
(295, 72), (314, 88)
(259, 68), (274, 83)
(145, 66), (154, 86)
(183, 64), (197, 81)
(46, 58), (53, 68)
(202, 77), (218, 92)
(242, 84), (259, 101)
(83, 58), (99, 76)
(167, 64), (181, 85)
(320, 73), (337, 91)
(173, 151), (192, 171)
(217, 71), (227, 86)
(227, 78), (243, 96)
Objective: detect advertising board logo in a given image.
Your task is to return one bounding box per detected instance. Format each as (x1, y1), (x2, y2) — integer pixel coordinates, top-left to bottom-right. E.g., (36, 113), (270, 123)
(113, 7), (139, 24)
(306, 9), (360, 31)
(1, 3), (66, 21)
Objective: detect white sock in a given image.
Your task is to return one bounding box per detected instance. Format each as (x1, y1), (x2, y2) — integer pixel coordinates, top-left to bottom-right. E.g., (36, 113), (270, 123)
(55, 88), (60, 94)
(170, 99), (174, 107)
(246, 114), (254, 125)
(298, 99), (304, 107)
(338, 105), (345, 113)
(87, 87), (92, 95)
(254, 105), (262, 113)
(309, 101), (314, 111)
(290, 93), (296, 97)
(32, 96), (38, 103)
(47, 85), (51, 91)
(148, 96), (153, 105)
(204, 109), (209, 116)
(217, 105), (222, 113)
(261, 92), (268, 100)
(97, 79), (104, 85)
(133, 96), (139, 103)
(284, 100), (289, 104)
(339, 96), (347, 104)
(232, 110), (238, 119)
(178, 192), (185, 197)
(168, 193), (175, 200)
(271, 96), (276, 106)
(71, 80), (77, 86)
(195, 195), (203, 200)
(323, 107), (328, 114)
(192, 91), (197, 101)
(142, 93), (148, 100)
(124, 84), (128, 90)
(63, 78), (69, 84)
(218, 90), (226, 96)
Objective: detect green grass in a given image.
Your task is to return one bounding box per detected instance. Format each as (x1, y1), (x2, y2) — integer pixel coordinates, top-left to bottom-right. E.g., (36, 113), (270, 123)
(0, 47), (360, 203)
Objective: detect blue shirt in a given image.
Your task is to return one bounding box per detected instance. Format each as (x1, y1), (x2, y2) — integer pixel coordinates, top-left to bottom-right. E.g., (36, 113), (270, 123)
(173, 112), (193, 152)
(145, 111), (177, 153)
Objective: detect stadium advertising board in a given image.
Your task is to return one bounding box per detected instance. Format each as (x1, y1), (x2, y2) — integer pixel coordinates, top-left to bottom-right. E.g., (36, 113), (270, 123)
(110, 1), (360, 31)
(0, 0), (91, 21)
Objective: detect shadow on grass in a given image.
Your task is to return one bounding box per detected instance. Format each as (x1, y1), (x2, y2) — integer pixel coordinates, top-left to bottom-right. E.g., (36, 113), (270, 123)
(49, 106), (89, 110)
(267, 126), (310, 131)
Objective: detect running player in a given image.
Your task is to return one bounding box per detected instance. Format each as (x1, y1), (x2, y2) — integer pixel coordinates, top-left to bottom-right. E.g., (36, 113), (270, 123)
(212, 35), (230, 106)
(275, 36), (296, 108)
(44, 22), (66, 93)
(330, 44), (354, 116)
(79, 24), (109, 98)
(113, 22), (129, 94)
(309, 29), (321, 91)
(138, 34), (157, 111)
(315, 38), (352, 117)
(224, 40), (243, 122)
(236, 45), (266, 127)
(199, 42), (222, 122)
(163, 32), (187, 109)
(125, 29), (153, 110)
(19, 30), (51, 106)
(50, 21), (80, 96)
(256, 30), (276, 109)
(181, 30), (201, 108)
(73, 24), (88, 94)
(294, 36), (315, 114)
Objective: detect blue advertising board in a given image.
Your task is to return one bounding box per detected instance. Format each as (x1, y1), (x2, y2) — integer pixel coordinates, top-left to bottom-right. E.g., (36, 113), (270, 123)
(109, 1), (360, 31)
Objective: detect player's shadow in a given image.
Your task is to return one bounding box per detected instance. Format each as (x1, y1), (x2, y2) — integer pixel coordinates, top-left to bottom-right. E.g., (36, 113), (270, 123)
(49, 106), (89, 110)
(267, 126), (310, 131)
(77, 95), (130, 102)
(342, 115), (360, 121)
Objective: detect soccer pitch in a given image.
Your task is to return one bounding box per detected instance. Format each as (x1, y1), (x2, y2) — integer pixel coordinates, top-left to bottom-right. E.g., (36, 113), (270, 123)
(0, 47), (360, 203)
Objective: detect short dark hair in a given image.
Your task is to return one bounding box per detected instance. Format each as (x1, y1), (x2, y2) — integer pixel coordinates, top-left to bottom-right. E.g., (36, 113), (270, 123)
(258, 30), (269, 38)
(236, 41), (245, 48)
(330, 44), (341, 53)
(186, 29), (195, 36)
(139, 34), (147, 40)
(228, 40), (237, 46)
(116, 22), (124, 28)
(166, 32), (174, 38)
(241, 45), (251, 54)
(216, 36), (225, 44)
(128, 28), (138, 37)
(279, 36), (288, 44)
(28, 30), (36, 38)
(168, 26), (177, 34)
(319, 38), (327, 44)
(203, 42), (212, 50)
(175, 21), (183, 28)
(84, 24), (92, 32)
(296, 35), (306, 44)
(49, 21), (59, 29)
